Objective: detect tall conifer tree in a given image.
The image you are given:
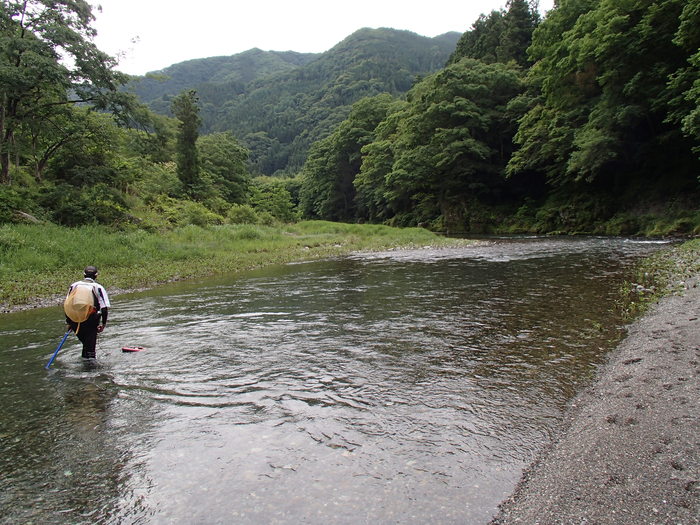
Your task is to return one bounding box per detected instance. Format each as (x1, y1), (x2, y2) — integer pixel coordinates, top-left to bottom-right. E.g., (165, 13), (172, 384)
(171, 90), (202, 197)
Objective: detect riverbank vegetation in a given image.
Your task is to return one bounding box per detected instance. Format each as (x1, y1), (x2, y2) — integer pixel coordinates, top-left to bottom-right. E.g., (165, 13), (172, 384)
(623, 238), (700, 316)
(298, 0), (699, 234)
(0, 221), (463, 309)
(1, 0), (698, 239)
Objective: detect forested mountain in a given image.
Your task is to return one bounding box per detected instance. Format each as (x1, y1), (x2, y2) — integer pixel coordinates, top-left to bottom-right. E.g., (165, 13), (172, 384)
(131, 49), (320, 107)
(1, 0), (698, 236)
(127, 28), (461, 175)
(299, 0), (700, 234)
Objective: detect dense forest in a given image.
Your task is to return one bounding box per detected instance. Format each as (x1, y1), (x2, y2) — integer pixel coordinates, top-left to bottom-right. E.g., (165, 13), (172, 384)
(0, 0), (698, 235)
(131, 29), (460, 175)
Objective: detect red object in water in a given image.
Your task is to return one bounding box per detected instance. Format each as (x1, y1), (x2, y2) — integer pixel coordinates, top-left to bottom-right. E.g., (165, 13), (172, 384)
(122, 346), (145, 352)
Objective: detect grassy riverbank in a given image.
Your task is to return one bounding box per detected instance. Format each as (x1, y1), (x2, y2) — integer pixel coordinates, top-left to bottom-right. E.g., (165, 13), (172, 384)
(0, 221), (465, 310)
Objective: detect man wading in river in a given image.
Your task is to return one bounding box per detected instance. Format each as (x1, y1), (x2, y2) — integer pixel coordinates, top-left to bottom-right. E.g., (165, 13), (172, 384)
(64, 266), (111, 359)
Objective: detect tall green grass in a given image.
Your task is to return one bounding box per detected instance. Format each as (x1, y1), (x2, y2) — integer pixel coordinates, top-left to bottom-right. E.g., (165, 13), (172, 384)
(0, 221), (461, 308)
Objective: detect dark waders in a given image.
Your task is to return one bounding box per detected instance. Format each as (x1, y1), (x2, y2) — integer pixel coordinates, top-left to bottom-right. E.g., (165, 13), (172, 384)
(67, 312), (101, 359)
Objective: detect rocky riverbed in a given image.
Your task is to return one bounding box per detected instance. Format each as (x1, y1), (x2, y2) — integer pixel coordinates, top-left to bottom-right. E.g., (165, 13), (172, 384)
(492, 278), (699, 525)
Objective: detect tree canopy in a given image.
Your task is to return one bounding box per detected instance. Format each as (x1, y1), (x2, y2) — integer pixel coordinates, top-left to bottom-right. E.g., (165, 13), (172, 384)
(508, 0), (699, 188)
(448, 0), (540, 67)
(129, 28), (460, 176)
(171, 89), (202, 197)
(0, 0), (697, 236)
(0, 0), (130, 183)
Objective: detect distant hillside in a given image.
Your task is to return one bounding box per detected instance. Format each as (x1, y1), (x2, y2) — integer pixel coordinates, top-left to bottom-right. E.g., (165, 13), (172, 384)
(127, 28), (461, 175)
(130, 48), (320, 109)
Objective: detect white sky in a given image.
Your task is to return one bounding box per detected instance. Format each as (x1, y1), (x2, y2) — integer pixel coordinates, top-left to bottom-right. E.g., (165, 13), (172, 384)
(91, 0), (555, 76)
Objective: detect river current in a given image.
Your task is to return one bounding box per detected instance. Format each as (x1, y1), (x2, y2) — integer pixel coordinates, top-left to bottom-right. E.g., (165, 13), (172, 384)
(0, 236), (667, 524)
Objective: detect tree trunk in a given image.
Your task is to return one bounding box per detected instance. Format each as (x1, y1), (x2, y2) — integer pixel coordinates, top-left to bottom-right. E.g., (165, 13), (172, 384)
(0, 152), (9, 184)
(0, 101), (8, 184)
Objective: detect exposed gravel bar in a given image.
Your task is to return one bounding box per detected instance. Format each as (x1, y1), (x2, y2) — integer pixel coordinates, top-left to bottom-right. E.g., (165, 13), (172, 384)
(493, 278), (700, 525)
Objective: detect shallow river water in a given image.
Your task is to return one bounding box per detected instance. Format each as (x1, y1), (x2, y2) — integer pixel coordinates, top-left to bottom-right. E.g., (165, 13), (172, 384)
(0, 237), (668, 524)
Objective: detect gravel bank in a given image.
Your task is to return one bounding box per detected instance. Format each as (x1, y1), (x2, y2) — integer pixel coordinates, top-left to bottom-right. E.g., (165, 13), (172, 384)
(493, 278), (700, 525)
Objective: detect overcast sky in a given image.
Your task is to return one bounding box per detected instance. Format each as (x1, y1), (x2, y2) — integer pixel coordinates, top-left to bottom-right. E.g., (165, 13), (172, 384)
(91, 0), (555, 76)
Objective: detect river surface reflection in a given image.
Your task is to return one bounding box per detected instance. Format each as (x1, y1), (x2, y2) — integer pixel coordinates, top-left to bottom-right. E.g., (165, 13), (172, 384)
(0, 237), (667, 524)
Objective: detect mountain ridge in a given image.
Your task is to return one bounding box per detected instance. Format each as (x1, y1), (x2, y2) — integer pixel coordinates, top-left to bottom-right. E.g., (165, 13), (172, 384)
(127, 28), (461, 175)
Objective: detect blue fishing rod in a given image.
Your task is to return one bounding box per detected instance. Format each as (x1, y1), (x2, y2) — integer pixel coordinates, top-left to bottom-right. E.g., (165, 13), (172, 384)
(45, 329), (72, 370)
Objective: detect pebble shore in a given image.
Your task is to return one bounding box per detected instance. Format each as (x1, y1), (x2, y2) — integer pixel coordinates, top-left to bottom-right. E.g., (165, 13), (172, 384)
(493, 278), (699, 524)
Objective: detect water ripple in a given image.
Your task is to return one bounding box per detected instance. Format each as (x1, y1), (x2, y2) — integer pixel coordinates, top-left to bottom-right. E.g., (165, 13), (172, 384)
(0, 236), (667, 524)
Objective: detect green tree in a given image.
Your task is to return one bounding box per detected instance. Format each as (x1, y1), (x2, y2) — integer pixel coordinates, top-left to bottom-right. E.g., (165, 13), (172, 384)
(362, 59), (524, 228)
(24, 105), (91, 182)
(448, 0), (540, 67)
(500, 0), (541, 66)
(45, 110), (124, 188)
(299, 94), (395, 221)
(124, 104), (177, 163)
(354, 101), (408, 222)
(249, 177), (297, 223)
(665, 0), (700, 161)
(198, 132), (250, 203)
(0, 0), (129, 183)
(508, 0), (699, 188)
(449, 10), (505, 65)
(171, 90), (202, 197)
(242, 131), (283, 175)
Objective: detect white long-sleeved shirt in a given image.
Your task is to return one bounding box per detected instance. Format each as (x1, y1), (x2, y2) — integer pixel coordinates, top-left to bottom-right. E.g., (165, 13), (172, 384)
(68, 278), (111, 311)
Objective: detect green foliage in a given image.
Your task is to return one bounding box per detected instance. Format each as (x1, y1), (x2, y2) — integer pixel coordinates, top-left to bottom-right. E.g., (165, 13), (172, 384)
(44, 110), (125, 184)
(171, 90), (202, 196)
(665, 0), (700, 160)
(0, 187), (24, 224)
(249, 177), (298, 223)
(227, 204), (261, 224)
(126, 160), (181, 203)
(0, 183), (44, 223)
(354, 102), (409, 222)
(0, 0), (130, 183)
(526, 190), (613, 234)
(122, 106), (177, 163)
(299, 94), (396, 221)
(129, 29), (459, 176)
(37, 183), (130, 227)
(449, 0), (540, 67)
(354, 59), (526, 229)
(147, 195), (224, 228)
(509, 0), (700, 188)
(197, 132), (250, 203)
(450, 10), (506, 65)
(1, 0), (697, 236)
